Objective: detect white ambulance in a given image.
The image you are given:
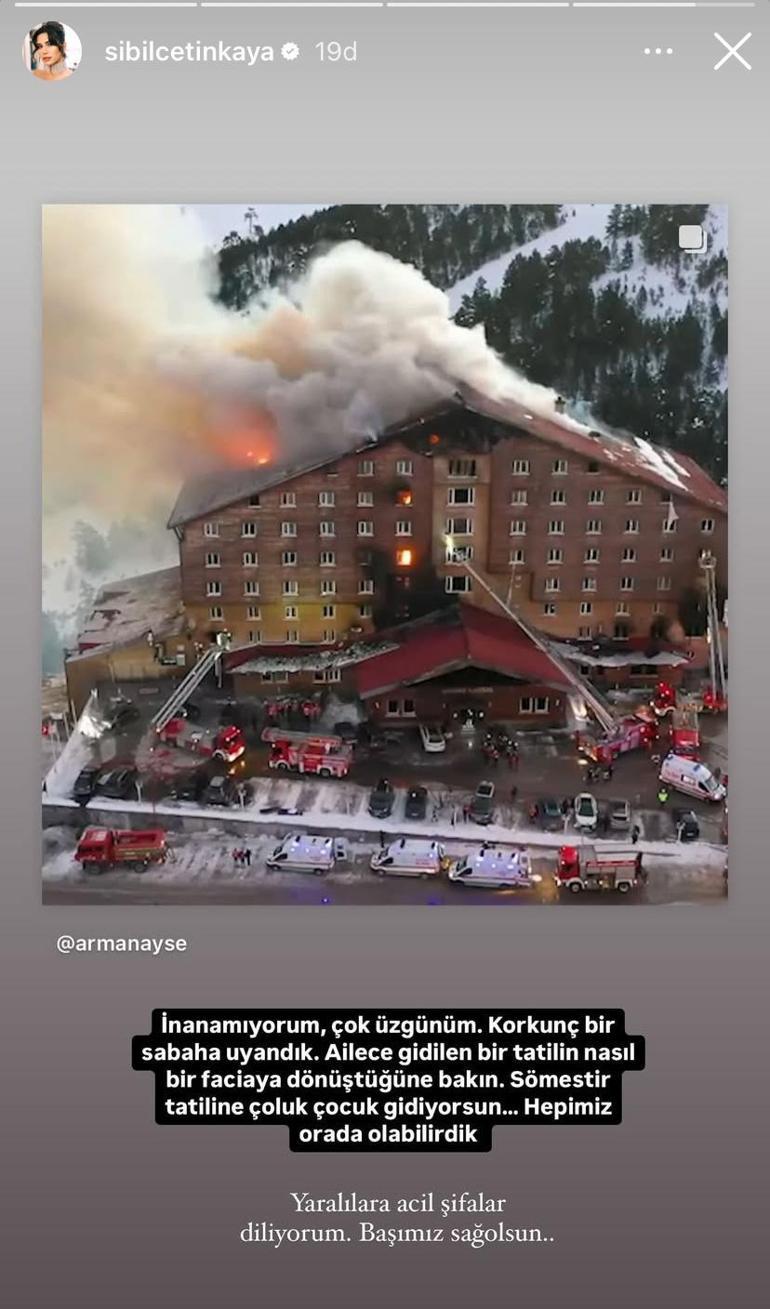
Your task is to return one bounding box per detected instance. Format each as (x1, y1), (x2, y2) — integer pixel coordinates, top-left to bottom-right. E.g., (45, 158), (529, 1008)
(659, 754), (726, 803)
(265, 832), (343, 875)
(449, 845), (538, 889)
(369, 838), (447, 879)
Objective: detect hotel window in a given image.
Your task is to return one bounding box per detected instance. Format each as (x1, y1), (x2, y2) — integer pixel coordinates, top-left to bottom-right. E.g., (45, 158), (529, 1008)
(579, 601), (593, 616)
(446, 543), (474, 563)
(318, 491), (335, 508)
(701, 518), (715, 533)
(284, 606), (298, 620)
(357, 491), (374, 507)
(578, 626), (593, 638)
(321, 580), (337, 596)
(510, 520), (527, 536)
(509, 548), (525, 565)
(448, 458), (477, 478)
(552, 458), (568, 475)
(588, 488), (604, 505)
(241, 521), (257, 537)
(280, 492), (296, 508)
(359, 579), (374, 595)
(395, 459), (413, 476)
(661, 492), (673, 504)
(319, 521), (336, 537)
(209, 605), (223, 620)
(248, 494), (260, 508)
(582, 577), (597, 592)
(627, 488), (642, 504)
(657, 577), (672, 591)
(624, 519), (640, 534)
(653, 603), (663, 615)
(616, 602), (631, 616)
(203, 522), (220, 537)
(248, 630), (262, 644)
(547, 548), (563, 565)
(322, 604), (336, 619)
(357, 521), (374, 536)
(282, 580), (298, 597)
(511, 459), (530, 475)
(548, 520), (565, 535)
(396, 521), (413, 536)
(542, 602), (557, 617)
(206, 581), (221, 597)
(621, 547), (636, 563)
(281, 551), (297, 567)
(587, 461), (600, 474)
(205, 552), (220, 568)
(244, 580), (259, 597)
(447, 486), (475, 506)
(660, 546), (674, 562)
(521, 696), (550, 714)
(242, 551), (258, 567)
(247, 605), (261, 619)
(620, 577), (635, 592)
(325, 465), (339, 478)
(446, 517), (473, 535)
(698, 547), (713, 562)
(358, 459), (374, 476)
(545, 577), (560, 593)
(281, 521), (297, 537)
(359, 604), (373, 619)
(662, 517), (678, 534)
(319, 551), (336, 567)
(322, 629), (336, 644)
(584, 547), (600, 563)
(511, 489), (528, 505)
(445, 575), (472, 593)
(586, 519), (603, 535)
(551, 489), (566, 505)
(286, 630), (299, 644)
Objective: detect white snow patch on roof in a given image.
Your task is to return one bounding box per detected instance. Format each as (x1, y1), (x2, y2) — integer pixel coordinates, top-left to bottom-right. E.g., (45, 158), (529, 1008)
(634, 437), (688, 489)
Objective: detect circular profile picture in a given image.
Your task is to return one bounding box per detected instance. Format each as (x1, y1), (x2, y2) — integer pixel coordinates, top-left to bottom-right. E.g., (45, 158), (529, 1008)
(24, 20), (82, 81)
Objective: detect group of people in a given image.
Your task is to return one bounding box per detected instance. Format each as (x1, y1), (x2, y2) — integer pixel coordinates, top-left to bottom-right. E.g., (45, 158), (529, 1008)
(480, 740), (519, 769)
(231, 847), (253, 867)
(265, 697), (323, 725)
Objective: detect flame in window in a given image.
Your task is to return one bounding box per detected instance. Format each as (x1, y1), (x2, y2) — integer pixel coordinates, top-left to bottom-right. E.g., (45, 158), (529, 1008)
(396, 489), (413, 506)
(396, 549), (413, 567)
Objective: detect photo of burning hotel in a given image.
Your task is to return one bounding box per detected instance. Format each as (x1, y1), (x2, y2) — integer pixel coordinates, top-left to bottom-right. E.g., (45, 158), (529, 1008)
(43, 204), (728, 904)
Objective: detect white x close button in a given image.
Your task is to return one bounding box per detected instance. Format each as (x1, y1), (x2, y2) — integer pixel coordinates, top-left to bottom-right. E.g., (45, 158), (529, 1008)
(713, 32), (752, 72)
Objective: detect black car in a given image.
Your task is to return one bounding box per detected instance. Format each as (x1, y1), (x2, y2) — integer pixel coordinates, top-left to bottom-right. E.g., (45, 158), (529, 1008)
(530, 796), (563, 832)
(673, 807), (700, 842)
(170, 769), (210, 803)
(404, 786), (428, 821)
(180, 701), (202, 723)
(368, 778), (395, 819)
(202, 776), (253, 808)
(469, 781), (495, 825)
(334, 721), (359, 744)
(95, 767), (138, 800)
(72, 765), (101, 805)
(102, 698), (141, 731)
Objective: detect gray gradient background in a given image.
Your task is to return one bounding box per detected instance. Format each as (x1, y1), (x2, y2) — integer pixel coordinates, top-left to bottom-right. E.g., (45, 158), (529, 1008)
(1, 7), (766, 1306)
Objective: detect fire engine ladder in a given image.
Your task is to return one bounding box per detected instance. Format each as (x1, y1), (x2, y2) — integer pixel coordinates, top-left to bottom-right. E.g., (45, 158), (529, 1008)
(702, 555), (727, 704)
(452, 557), (617, 734)
(151, 647), (222, 733)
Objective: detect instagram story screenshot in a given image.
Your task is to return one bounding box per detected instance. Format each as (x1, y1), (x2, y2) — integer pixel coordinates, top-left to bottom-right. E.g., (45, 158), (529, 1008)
(0, 5), (766, 1308)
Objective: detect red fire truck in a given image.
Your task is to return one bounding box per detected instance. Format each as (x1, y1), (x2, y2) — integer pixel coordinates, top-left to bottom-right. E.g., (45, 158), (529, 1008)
(555, 844), (642, 896)
(266, 733), (353, 779)
(578, 716), (655, 767)
(157, 717), (246, 763)
(75, 827), (168, 872)
(652, 680), (677, 717)
(670, 701), (700, 759)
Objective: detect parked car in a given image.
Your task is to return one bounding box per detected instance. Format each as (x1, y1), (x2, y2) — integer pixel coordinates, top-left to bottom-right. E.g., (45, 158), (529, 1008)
(95, 767), (139, 800)
(334, 721), (359, 744)
(102, 698), (140, 732)
(202, 776), (254, 808)
(368, 778), (395, 819)
(573, 792), (599, 832)
(470, 781), (496, 825)
(418, 723), (446, 753)
(673, 807), (700, 843)
(170, 769), (210, 803)
(71, 765), (101, 805)
(529, 796), (563, 832)
(608, 798), (631, 833)
(404, 786), (428, 821)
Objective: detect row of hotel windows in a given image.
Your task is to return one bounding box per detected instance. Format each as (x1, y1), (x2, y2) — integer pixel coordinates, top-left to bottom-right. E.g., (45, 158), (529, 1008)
(208, 604), (373, 622)
(381, 695), (551, 717)
(512, 457), (677, 482)
(541, 601), (664, 618)
(543, 577), (674, 593)
(508, 546), (713, 566)
(203, 519), (417, 539)
(205, 579), (376, 598)
(508, 517), (715, 536)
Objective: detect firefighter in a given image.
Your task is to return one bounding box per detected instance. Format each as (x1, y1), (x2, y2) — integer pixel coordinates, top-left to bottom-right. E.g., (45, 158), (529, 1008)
(657, 784), (669, 807)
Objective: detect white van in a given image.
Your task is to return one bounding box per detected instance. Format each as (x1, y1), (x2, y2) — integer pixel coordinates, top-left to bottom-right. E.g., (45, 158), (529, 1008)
(370, 838), (447, 879)
(449, 845), (538, 889)
(659, 754), (726, 803)
(265, 832), (343, 875)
